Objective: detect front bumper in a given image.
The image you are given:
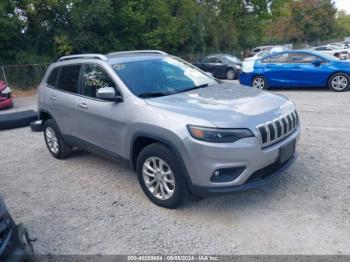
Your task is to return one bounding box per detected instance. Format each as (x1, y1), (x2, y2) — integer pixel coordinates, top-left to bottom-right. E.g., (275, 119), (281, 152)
(191, 153), (297, 197)
(182, 126), (300, 191)
(0, 97), (13, 110)
(239, 71), (254, 86)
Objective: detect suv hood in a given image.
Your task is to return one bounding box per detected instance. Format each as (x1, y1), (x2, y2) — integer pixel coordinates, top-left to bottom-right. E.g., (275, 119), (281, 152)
(145, 82), (294, 128)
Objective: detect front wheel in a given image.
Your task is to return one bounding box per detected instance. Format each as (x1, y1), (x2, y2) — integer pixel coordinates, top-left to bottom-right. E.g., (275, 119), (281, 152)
(136, 143), (189, 208)
(252, 76), (268, 90)
(328, 73), (350, 92)
(43, 119), (72, 159)
(226, 69), (235, 80)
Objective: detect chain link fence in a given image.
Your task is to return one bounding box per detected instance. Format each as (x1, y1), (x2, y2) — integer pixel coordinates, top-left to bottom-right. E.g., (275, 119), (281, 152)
(0, 63), (50, 90)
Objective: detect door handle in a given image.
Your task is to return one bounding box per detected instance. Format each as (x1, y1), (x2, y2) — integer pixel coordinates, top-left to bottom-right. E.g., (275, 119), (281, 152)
(78, 102), (88, 109)
(50, 95), (56, 100)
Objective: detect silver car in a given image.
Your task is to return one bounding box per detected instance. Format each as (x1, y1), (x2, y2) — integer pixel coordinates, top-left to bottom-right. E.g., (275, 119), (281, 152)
(37, 50), (300, 208)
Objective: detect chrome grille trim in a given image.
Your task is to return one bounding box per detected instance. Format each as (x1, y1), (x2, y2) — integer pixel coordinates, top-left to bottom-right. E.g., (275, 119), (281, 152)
(256, 110), (299, 146)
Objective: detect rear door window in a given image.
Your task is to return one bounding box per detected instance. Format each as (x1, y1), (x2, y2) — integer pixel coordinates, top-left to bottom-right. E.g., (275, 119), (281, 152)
(291, 53), (318, 63)
(57, 64), (81, 93)
(207, 57), (222, 63)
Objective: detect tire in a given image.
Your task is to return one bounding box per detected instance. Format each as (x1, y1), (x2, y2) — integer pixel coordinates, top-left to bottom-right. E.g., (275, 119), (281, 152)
(252, 75), (268, 90)
(136, 143), (189, 209)
(226, 69), (235, 80)
(328, 73), (350, 92)
(43, 119), (72, 159)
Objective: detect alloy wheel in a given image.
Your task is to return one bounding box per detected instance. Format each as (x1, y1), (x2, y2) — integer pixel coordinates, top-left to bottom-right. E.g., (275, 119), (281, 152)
(226, 70), (235, 80)
(142, 157), (175, 200)
(331, 75), (348, 91)
(253, 77), (265, 89)
(45, 127), (59, 154)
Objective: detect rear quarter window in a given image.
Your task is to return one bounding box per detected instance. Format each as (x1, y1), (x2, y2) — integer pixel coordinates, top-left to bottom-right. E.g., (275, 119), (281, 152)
(46, 67), (59, 87)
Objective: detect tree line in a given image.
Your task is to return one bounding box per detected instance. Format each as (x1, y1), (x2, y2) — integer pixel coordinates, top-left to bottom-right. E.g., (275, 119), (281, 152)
(1, 0), (350, 65)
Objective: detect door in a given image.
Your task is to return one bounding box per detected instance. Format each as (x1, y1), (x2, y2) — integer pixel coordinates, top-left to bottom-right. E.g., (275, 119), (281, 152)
(205, 56), (227, 77)
(289, 53), (330, 86)
(75, 63), (126, 156)
(46, 64), (82, 136)
(261, 53), (292, 87)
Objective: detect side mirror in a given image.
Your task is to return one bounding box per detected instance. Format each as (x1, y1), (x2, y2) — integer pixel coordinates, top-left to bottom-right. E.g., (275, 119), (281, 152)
(96, 87), (123, 102)
(312, 59), (322, 67)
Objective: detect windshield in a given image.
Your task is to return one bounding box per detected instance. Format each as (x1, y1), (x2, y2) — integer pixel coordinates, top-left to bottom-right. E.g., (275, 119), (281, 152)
(112, 56), (217, 97)
(222, 55), (241, 63)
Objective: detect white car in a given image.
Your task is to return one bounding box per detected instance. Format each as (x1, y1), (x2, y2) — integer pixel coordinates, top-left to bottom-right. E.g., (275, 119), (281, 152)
(313, 45), (349, 60)
(242, 47), (288, 73)
(329, 43), (348, 49)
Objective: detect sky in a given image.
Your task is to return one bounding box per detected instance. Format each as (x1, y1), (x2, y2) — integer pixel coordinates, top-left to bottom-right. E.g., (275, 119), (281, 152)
(334, 0), (350, 14)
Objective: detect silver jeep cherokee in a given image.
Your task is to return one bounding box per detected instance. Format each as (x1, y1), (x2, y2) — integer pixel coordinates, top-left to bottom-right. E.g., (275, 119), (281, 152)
(38, 50), (300, 208)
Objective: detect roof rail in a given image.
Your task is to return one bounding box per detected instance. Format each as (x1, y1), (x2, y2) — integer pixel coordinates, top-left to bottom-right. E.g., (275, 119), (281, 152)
(107, 50), (167, 56)
(58, 54), (108, 62)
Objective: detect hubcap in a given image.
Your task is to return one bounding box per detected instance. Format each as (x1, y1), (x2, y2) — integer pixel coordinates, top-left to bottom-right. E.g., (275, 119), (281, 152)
(331, 75), (348, 91)
(253, 77), (265, 89)
(142, 157), (175, 200)
(227, 70), (235, 80)
(45, 127), (59, 154)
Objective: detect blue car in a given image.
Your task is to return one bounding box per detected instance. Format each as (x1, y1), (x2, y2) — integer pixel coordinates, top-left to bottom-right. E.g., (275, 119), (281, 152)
(239, 50), (350, 92)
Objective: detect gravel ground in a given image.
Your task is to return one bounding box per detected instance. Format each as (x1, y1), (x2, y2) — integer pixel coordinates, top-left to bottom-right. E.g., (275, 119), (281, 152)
(0, 86), (349, 255)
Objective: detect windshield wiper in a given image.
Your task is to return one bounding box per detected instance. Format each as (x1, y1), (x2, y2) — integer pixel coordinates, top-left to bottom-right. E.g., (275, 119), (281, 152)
(176, 83), (209, 94)
(138, 83), (210, 98)
(138, 92), (170, 98)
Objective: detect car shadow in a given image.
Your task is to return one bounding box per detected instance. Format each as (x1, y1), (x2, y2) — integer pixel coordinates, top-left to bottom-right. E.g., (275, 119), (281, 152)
(269, 86), (332, 92)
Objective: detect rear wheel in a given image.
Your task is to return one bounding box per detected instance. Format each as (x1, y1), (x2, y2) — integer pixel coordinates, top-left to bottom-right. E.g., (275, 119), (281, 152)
(328, 73), (350, 92)
(226, 69), (235, 80)
(43, 119), (72, 159)
(136, 143), (189, 208)
(252, 75), (268, 90)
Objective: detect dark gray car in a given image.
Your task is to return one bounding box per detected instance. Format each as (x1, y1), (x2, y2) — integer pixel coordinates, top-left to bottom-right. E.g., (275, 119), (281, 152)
(38, 50), (300, 208)
(193, 54), (242, 80)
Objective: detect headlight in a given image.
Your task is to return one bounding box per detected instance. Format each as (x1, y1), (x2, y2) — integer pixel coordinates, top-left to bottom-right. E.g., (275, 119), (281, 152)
(1, 86), (11, 95)
(187, 125), (254, 143)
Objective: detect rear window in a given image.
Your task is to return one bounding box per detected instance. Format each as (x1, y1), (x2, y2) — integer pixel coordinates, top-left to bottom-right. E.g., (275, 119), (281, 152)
(47, 68), (59, 87)
(57, 65), (81, 93)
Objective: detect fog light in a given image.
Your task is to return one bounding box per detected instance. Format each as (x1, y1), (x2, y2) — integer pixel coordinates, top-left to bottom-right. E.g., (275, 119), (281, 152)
(211, 166), (246, 182)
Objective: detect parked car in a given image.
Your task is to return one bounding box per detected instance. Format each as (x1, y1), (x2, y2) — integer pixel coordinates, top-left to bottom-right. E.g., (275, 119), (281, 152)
(192, 54), (242, 80)
(250, 45), (276, 55)
(0, 195), (34, 260)
(242, 47), (289, 73)
(239, 50), (350, 92)
(0, 80), (13, 110)
(328, 42), (348, 49)
(312, 45), (349, 60)
(37, 50), (300, 208)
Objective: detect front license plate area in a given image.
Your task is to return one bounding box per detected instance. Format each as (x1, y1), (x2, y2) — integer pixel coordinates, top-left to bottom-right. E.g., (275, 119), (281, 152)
(278, 140), (296, 164)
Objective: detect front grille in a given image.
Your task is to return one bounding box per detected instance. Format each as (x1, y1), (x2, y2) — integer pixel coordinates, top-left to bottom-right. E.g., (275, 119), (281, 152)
(257, 110), (299, 146)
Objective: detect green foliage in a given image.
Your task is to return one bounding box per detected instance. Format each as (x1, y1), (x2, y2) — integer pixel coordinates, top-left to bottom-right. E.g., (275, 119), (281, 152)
(0, 0), (349, 65)
(336, 10), (350, 37)
(266, 0), (340, 45)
